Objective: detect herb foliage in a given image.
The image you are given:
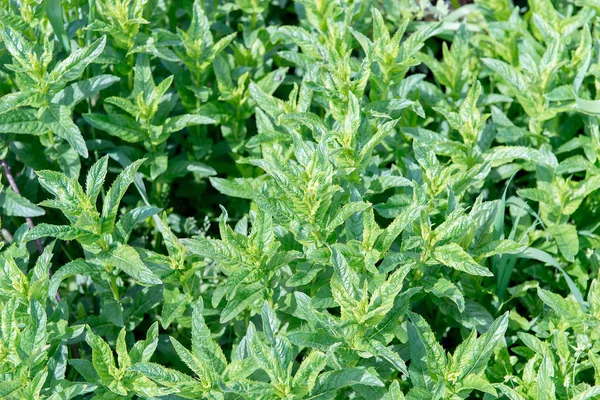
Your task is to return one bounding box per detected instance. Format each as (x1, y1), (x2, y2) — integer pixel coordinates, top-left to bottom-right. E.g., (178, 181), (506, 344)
(1, 0), (600, 398)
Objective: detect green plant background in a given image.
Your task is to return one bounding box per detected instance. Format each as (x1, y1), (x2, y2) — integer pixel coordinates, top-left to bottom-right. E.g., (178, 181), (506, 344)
(1, 0), (600, 398)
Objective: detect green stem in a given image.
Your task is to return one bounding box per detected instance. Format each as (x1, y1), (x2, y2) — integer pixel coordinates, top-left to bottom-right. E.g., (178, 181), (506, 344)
(109, 275), (120, 301)
(127, 55), (134, 90)
(87, 0), (96, 46)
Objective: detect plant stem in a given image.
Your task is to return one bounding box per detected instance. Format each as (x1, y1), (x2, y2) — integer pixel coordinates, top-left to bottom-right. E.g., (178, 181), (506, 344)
(1, 159), (44, 254)
(109, 275), (120, 301)
(127, 54), (134, 90)
(1, 158), (62, 301)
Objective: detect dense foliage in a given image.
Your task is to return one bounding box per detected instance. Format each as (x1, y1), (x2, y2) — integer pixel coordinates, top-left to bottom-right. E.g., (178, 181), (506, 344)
(2, 0), (600, 398)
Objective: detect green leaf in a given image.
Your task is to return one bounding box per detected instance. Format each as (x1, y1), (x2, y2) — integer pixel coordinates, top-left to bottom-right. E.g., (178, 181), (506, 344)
(41, 104), (88, 158)
(537, 354), (555, 400)
(130, 362), (197, 386)
(191, 300), (227, 376)
(331, 246), (359, 300)
(164, 160), (216, 180)
(314, 368), (385, 394)
(85, 327), (117, 384)
(0, 26), (31, 66)
(49, 259), (103, 296)
(291, 351), (327, 395)
(497, 384), (527, 400)
(209, 177), (256, 199)
(52, 75), (119, 107)
(0, 109), (44, 134)
(375, 202), (424, 254)
(52, 37), (106, 82)
(365, 264), (410, 323)
(104, 299), (124, 327)
(0, 91), (41, 115)
(130, 322), (159, 364)
(101, 158), (146, 231)
(481, 58), (528, 93)
(287, 330), (342, 351)
(520, 247), (585, 308)
(449, 313), (509, 379)
(116, 328), (131, 369)
(547, 224), (579, 262)
(0, 188), (45, 217)
(457, 374), (497, 396)
(114, 206), (161, 243)
(371, 341), (409, 376)
(23, 224), (92, 242)
(98, 244), (161, 286)
(359, 120), (397, 160)
(161, 288), (189, 329)
(573, 387), (600, 400)
(133, 54), (154, 100)
(433, 243), (493, 277)
(20, 299), (47, 357)
(105, 97), (138, 117)
(164, 114), (215, 133)
(169, 336), (211, 385)
(517, 188), (552, 204)
(477, 239), (525, 258)
(83, 113), (146, 143)
(426, 277), (465, 312)
(408, 311), (447, 379)
(484, 146), (539, 167)
(537, 288), (586, 333)
(382, 381), (405, 400)
(85, 155), (109, 204)
(327, 202), (370, 232)
(249, 82), (287, 119)
(220, 283), (265, 323)
(46, 0), (70, 52)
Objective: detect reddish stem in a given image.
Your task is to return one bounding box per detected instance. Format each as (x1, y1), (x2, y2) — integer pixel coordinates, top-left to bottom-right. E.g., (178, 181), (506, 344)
(1, 159), (62, 301)
(1, 159), (44, 254)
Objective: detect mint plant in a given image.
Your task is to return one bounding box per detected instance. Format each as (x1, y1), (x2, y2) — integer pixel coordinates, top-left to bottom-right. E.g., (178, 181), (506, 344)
(1, 0), (600, 398)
